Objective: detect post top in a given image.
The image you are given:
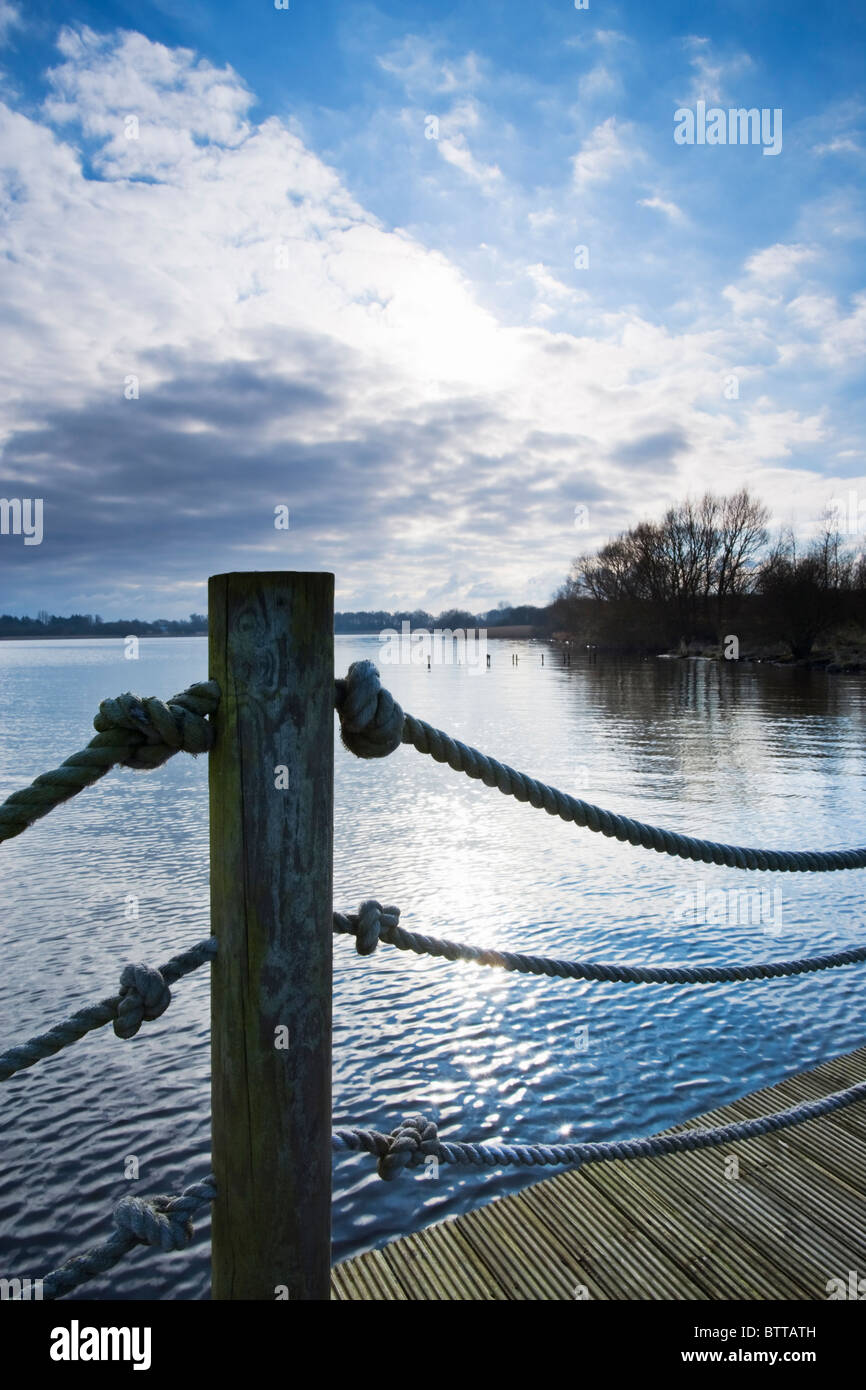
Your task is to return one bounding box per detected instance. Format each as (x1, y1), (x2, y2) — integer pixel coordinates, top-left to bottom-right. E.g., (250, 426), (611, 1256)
(208, 571), (335, 581)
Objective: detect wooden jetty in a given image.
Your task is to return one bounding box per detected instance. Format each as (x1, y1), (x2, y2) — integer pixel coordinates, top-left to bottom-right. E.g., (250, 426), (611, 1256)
(6, 568), (866, 1308)
(331, 1043), (866, 1300)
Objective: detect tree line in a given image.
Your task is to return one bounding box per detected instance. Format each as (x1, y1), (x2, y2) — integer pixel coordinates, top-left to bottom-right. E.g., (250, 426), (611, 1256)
(333, 604), (549, 633)
(5, 497), (864, 663)
(552, 488), (866, 660)
(0, 612), (208, 638)
(0, 604), (548, 639)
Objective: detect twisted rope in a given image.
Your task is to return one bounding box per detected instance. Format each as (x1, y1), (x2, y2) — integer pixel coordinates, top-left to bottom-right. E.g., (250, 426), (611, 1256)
(6, 663), (862, 873)
(0, 938), (217, 1081)
(335, 661), (866, 872)
(333, 1078), (866, 1179)
(334, 900), (866, 984)
(40, 1174), (216, 1300)
(0, 681), (220, 844)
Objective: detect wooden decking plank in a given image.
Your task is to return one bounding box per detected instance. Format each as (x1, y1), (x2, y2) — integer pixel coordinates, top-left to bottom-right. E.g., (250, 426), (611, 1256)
(598, 1151), (819, 1297)
(456, 1188), (596, 1299)
(330, 1044), (866, 1300)
(750, 1045), (866, 1094)
(379, 1223), (504, 1299)
(584, 1151), (824, 1300)
(379, 1230), (469, 1300)
(417, 1219), (510, 1299)
(330, 1246), (408, 1300)
(732, 1093), (866, 1171)
(681, 1092), (866, 1191)
(803, 1045), (866, 1090)
(577, 1160), (797, 1300)
(613, 1140), (861, 1297)
(688, 1122), (862, 1253)
(420, 1217), (518, 1300)
(519, 1168), (707, 1299)
(669, 1076), (866, 1233)
(757, 1062), (866, 1134)
(730, 1077), (866, 1168)
(691, 1068), (866, 1153)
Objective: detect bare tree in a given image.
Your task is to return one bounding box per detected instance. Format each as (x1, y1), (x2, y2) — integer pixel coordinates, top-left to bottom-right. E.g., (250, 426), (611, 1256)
(563, 487), (770, 649)
(716, 488), (770, 605)
(758, 525), (855, 659)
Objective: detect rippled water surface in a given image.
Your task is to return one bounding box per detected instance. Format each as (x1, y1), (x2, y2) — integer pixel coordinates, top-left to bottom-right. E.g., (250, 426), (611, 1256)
(1, 636), (864, 1298)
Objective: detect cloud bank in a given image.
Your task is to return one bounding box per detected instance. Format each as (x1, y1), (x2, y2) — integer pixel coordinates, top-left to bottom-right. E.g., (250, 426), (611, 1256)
(0, 23), (862, 616)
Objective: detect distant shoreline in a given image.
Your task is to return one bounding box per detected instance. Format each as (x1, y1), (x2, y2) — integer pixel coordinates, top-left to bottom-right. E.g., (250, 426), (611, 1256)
(0, 626), (539, 641)
(0, 632), (207, 640)
(1, 632), (862, 672)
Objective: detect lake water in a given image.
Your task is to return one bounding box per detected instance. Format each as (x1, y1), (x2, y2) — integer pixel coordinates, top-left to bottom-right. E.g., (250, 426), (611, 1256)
(1, 636), (864, 1299)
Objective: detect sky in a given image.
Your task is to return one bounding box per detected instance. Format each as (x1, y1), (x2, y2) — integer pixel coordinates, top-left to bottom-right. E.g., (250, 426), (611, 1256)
(0, 0), (864, 617)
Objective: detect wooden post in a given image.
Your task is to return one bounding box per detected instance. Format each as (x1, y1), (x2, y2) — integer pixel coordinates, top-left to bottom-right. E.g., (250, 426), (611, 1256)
(208, 571), (334, 1300)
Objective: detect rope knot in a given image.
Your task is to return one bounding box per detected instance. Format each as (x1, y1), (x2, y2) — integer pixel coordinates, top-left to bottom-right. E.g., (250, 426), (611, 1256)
(354, 899), (401, 955)
(93, 682), (219, 770)
(378, 1113), (440, 1180)
(335, 661), (404, 759)
(113, 1194), (194, 1252)
(114, 963), (171, 1039)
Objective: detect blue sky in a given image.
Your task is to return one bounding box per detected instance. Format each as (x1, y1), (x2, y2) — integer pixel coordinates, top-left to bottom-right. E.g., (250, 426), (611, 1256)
(0, 0), (864, 616)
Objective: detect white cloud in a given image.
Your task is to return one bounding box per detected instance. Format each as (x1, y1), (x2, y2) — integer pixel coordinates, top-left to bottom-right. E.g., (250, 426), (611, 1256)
(431, 99), (503, 192)
(525, 264), (575, 299)
(0, 2), (21, 46)
(637, 195), (685, 223)
(572, 117), (638, 190)
(577, 65), (618, 103)
(43, 26), (252, 178)
(525, 263), (585, 322)
(682, 36), (754, 105)
(786, 292), (838, 332)
(813, 136), (862, 156)
(744, 243), (818, 281)
(438, 132), (503, 192)
(528, 208), (558, 232)
(0, 27), (859, 614)
(722, 243), (818, 322)
(378, 36), (482, 95)
(800, 100), (864, 160)
(443, 97), (482, 132)
(565, 29), (630, 51)
(722, 282), (782, 319)
(722, 243), (866, 370)
(786, 291), (866, 365)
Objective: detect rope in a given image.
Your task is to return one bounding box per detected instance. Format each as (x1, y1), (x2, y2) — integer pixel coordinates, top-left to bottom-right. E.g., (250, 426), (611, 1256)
(335, 661), (866, 872)
(5, 662), (861, 873)
(40, 1174), (216, 1300)
(0, 682), (220, 844)
(333, 1078), (866, 1179)
(333, 900), (866, 984)
(0, 938), (217, 1081)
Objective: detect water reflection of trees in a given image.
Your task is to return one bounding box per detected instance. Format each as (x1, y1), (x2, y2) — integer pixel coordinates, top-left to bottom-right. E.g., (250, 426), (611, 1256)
(547, 651), (864, 818)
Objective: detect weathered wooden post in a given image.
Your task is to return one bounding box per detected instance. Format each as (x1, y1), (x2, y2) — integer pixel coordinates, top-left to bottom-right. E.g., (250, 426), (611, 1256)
(209, 571), (334, 1299)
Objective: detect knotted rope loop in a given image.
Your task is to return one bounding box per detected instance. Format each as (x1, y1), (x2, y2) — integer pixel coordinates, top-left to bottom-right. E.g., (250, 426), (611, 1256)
(334, 906), (866, 986)
(114, 963), (171, 1039)
(40, 1174), (216, 1299)
(0, 937), (216, 1083)
(334, 1079), (866, 1179)
(352, 900), (401, 955)
(93, 681), (219, 770)
(378, 1113), (440, 1180)
(113, 1194), (194, 1252)
(0, 680), (220, 843)
(333, 666), (866, 873)
(335, 661), (405, 759)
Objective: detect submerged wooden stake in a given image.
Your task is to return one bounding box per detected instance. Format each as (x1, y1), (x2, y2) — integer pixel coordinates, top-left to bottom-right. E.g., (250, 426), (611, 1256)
(209, 570), (334, 1300)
